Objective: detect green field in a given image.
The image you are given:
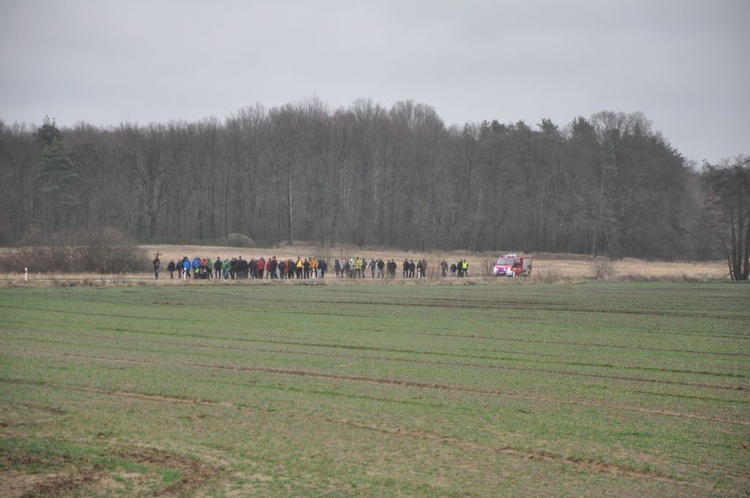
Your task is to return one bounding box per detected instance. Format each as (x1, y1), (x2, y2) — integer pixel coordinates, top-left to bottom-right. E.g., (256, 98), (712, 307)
(1, 282), (748, 497)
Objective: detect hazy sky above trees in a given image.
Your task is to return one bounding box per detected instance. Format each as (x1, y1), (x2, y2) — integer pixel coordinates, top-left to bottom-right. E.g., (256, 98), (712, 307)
(1, 0), (747, 164)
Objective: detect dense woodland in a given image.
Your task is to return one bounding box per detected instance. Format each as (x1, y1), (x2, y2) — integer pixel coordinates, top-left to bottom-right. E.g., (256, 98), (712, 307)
(0, 98), (745, 262)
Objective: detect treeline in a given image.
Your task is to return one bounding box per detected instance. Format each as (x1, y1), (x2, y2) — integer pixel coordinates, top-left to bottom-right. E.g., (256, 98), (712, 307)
(0, 99), (709, 259)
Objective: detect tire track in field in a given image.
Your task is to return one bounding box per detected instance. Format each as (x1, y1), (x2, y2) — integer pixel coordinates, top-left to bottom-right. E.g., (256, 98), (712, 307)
(3, 353), (747, 427)
(10, 320), (750, 382)
(194, 290), (746, 322)
(12, 324), (749, 380)
(299, 296), (750, 323)
(5, 336), (747, 394)
(4, 301), (748, 343)
(4, 301), (747, 357)
(0, 377), (705, 489)
(410, 331), (750, 358)
(0, 304), (189, 322)
(188, 362), (750, 426)
(5, 340), (747, 397)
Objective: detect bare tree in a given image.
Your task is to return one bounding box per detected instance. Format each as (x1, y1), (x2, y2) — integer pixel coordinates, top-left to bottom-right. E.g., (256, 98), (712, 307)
(265, 103), (308, 244)
(224, 104), (266, 240)
(0, 121), (40, 242)
(117, 124), (168, 239)
(702, 156), (750, 280)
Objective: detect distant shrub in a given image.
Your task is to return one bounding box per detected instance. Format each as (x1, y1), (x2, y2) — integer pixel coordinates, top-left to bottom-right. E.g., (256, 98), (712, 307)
(533, 269), (564, 284)
(481, 258), (495, 276)
(616, 272), (723, 283)
(76, 228), (148, 273)
(220, 233), (256, 248)
(313, 244), (336, 263)
(589, 258), (617, 281)
(0, 228), (147, 274)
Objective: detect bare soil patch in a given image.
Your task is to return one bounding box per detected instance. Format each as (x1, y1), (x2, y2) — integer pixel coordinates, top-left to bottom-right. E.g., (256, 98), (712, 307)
(0, 443), (220, 497)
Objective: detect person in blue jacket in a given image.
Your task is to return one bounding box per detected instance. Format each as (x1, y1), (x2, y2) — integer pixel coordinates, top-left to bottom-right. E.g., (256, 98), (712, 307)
(192, 256), (202, 279)
(182, 257), (192, 279)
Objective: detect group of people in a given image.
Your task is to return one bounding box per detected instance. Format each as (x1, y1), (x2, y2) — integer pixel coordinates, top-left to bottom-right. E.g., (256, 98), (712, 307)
(152, 255), (470, 280)
(331, 258), (423, 278)
(155, 256), (328, 280)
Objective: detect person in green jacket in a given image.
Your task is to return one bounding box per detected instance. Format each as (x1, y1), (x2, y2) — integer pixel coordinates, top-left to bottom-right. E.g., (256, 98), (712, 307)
(222, 259), (231, 280)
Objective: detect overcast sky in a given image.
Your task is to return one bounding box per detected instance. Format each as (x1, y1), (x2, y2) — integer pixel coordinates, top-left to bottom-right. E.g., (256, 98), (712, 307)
(1, 0), (748, 164)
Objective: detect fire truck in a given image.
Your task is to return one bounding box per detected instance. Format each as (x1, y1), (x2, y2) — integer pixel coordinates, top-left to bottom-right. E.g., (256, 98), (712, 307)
(493, 253), (532, 277)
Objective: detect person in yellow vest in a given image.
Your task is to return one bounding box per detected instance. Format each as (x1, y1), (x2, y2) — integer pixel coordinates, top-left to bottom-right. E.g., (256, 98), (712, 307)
(462, 259), (469, 277)
(296, 257), (304, 278)
(355, 257), (362, 278)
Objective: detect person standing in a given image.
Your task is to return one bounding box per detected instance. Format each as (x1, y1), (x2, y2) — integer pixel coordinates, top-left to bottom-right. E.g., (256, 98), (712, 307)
(319, 259), (327, 278)
(303, 258), (311, 278)
(153, 256), (161, 279)
(222, 258), (231, 280)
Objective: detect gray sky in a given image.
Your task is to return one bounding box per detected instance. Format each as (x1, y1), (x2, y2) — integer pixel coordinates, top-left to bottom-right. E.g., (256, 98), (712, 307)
(1, 0), (748, 164)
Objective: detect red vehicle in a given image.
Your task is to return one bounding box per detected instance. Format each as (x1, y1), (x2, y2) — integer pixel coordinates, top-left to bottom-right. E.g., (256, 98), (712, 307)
(494, 253), (532, 277)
